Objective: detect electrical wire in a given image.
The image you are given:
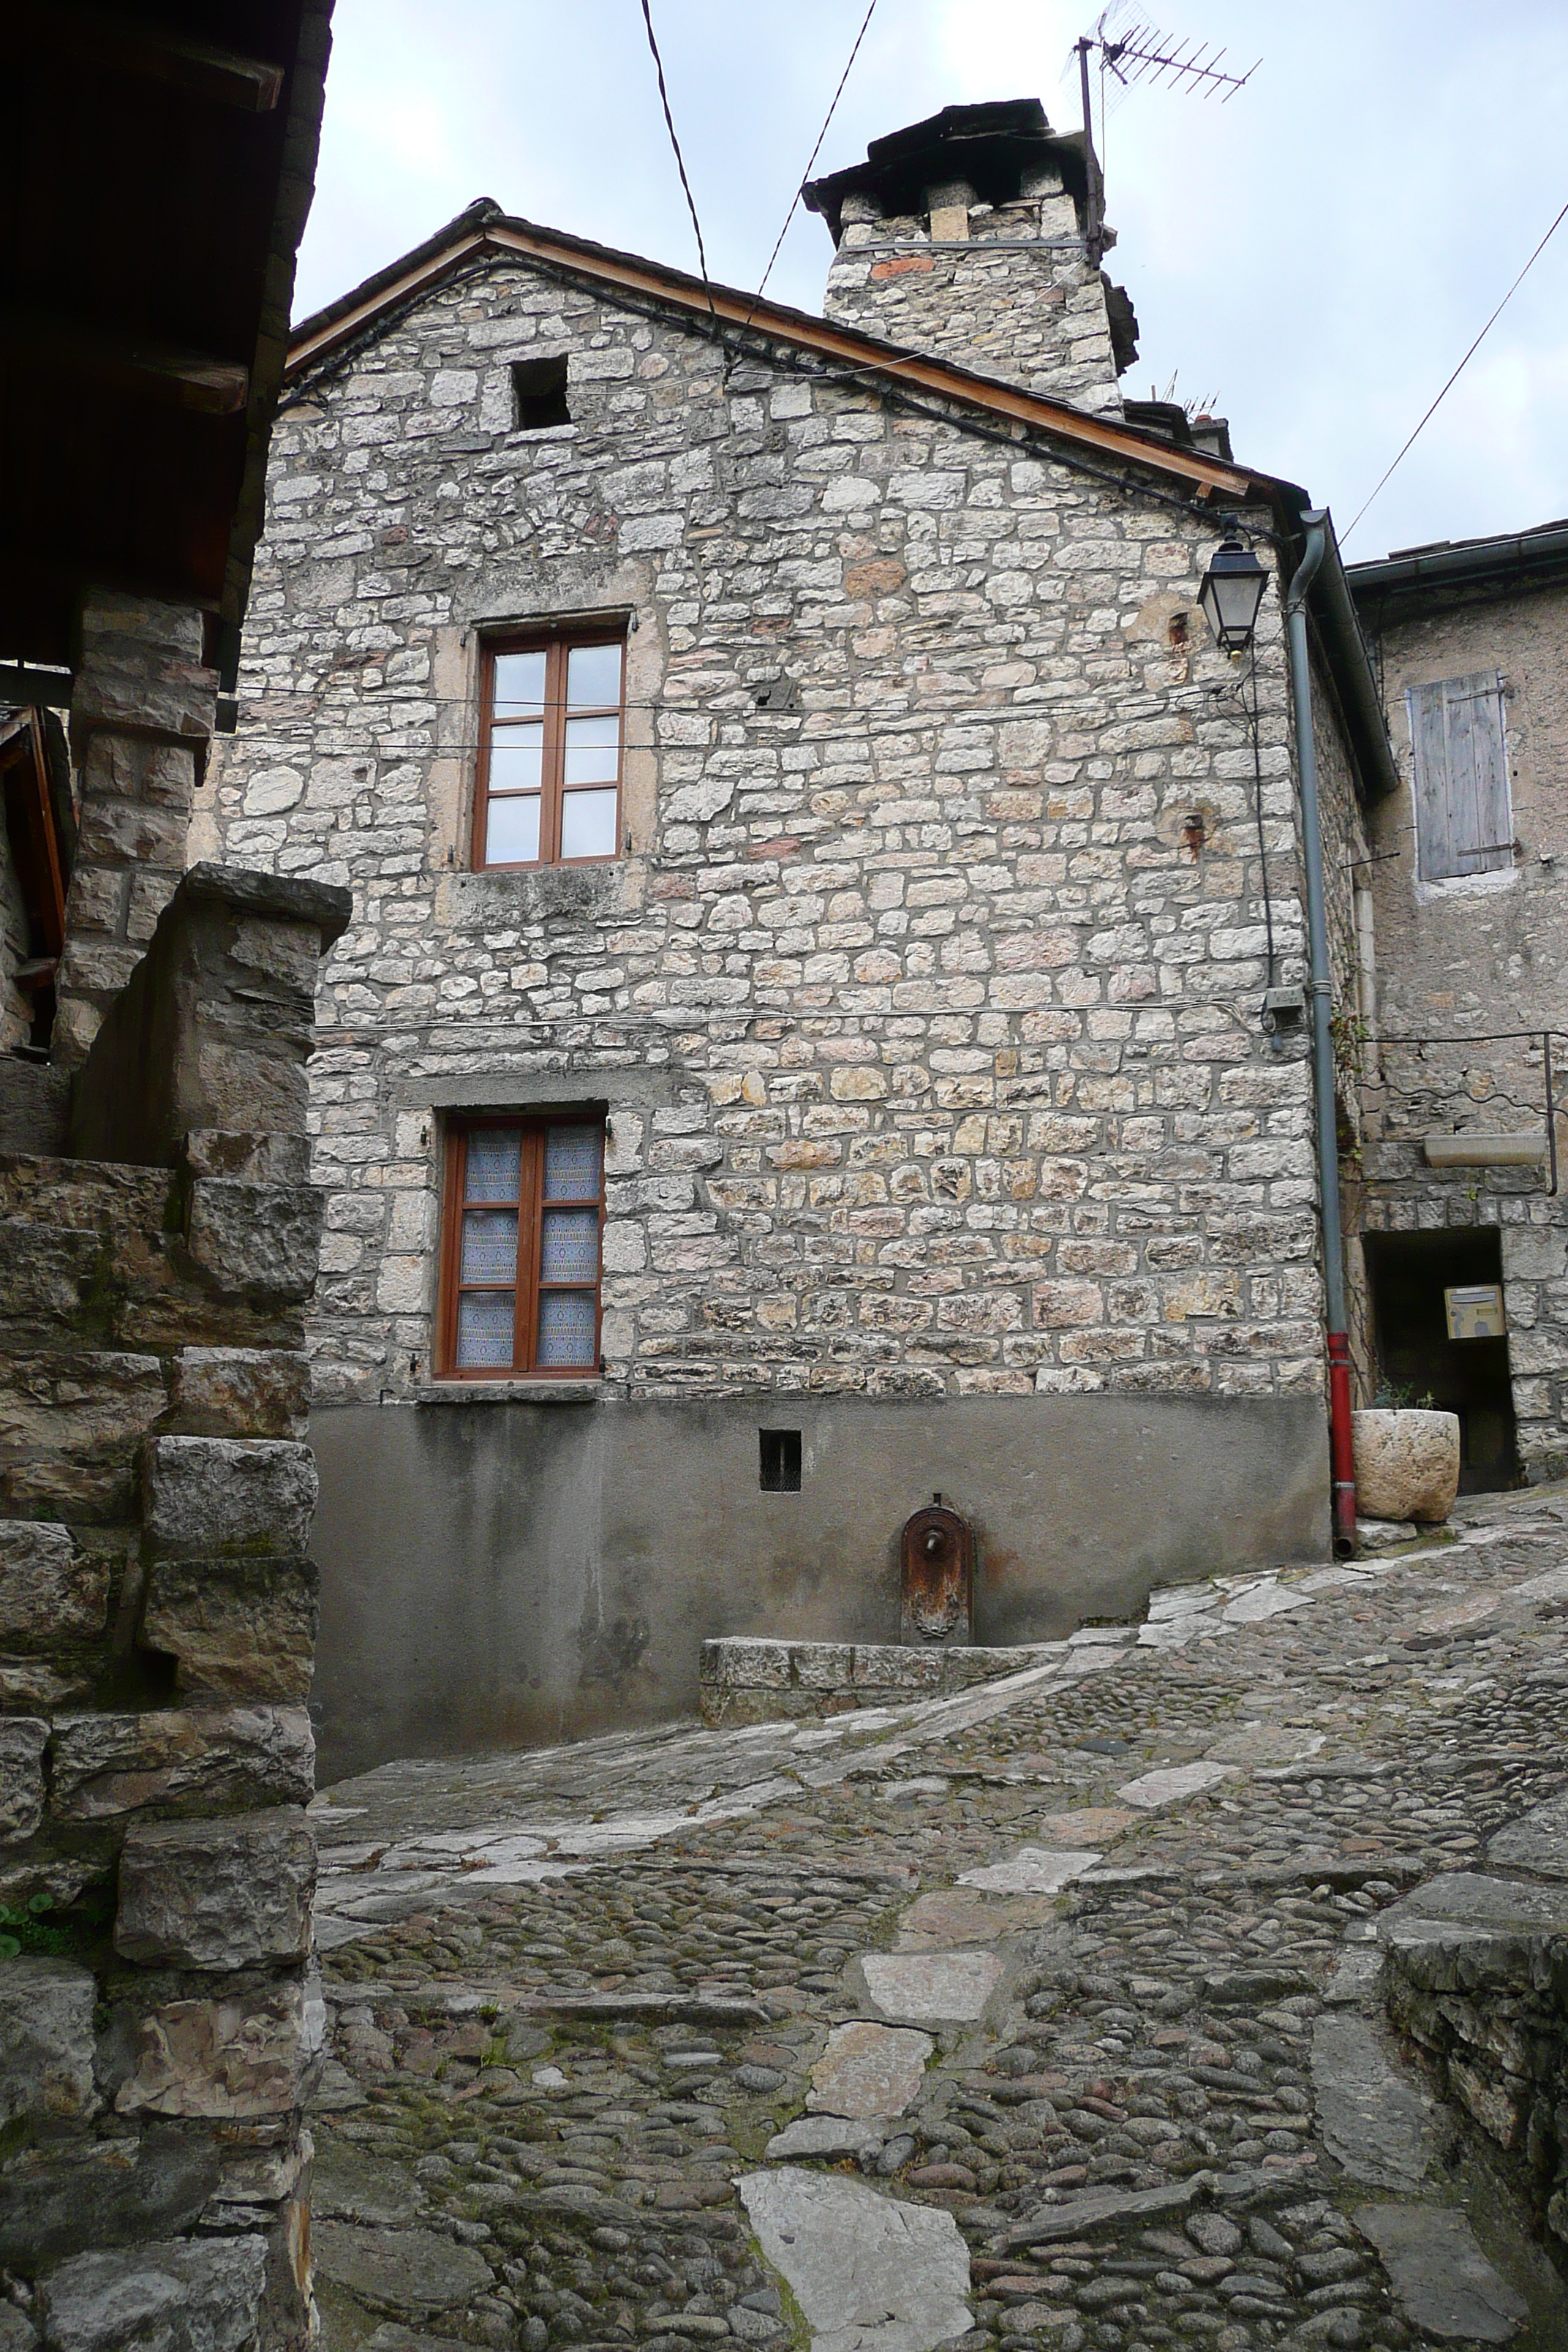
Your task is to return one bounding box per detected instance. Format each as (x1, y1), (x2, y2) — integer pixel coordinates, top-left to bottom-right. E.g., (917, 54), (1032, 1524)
(742, 0), (880, 331)
(1343, 190), (1568, 547)
(637, 0), (720, 337)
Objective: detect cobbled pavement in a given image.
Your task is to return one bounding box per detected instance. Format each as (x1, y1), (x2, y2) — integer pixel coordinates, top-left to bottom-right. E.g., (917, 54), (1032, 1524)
(304, 1482), (1568, 2352)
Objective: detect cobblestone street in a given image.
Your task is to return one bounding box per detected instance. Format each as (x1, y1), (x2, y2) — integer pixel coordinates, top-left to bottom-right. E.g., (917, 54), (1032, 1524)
(304, 1488), (1568, 2352)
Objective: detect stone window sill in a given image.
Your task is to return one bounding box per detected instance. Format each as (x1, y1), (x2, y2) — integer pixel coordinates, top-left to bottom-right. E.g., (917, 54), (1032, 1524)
(415, 1379), (603, 1406)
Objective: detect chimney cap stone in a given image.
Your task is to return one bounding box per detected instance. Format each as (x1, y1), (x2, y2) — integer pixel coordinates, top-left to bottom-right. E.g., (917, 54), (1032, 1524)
(804, 98), (1088, 246)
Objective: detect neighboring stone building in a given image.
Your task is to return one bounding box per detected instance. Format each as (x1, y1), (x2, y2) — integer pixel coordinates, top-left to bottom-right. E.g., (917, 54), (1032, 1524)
(203, 99), (1401, 1776)
(1, 4), (337, 2342)
(1346, 519), (1568, 1488)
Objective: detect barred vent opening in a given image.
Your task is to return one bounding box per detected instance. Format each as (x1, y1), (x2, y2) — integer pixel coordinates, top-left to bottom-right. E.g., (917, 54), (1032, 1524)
(759, 1429), (802, 1492)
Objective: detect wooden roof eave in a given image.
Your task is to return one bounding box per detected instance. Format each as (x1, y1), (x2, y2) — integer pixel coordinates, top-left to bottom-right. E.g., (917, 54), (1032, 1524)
(284, 217), (1273, 508)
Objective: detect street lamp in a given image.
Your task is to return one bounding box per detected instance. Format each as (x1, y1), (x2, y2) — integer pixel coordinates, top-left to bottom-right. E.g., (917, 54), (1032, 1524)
(1199, 534), (1268, 653)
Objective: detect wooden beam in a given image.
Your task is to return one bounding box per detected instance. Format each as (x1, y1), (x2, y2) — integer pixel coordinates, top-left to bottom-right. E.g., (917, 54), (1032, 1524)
(1, 306), (249, 415)
(0, 712), (67, 959)
(12, 4), (284, 111)
(0, 663), (73, 709)
(0, 540), (221, 614)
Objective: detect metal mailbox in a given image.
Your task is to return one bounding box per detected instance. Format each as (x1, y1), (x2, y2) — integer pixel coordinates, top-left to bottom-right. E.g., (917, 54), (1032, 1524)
(1444, 1284), (1507, 1341)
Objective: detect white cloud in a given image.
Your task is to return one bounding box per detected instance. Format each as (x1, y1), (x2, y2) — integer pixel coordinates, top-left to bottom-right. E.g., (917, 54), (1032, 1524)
(292, 0), (1568, 557)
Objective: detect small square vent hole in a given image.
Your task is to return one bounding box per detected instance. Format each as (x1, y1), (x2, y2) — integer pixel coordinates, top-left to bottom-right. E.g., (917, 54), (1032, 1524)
(759, 1428), (802, 1492)
(512, 355), (570, 431)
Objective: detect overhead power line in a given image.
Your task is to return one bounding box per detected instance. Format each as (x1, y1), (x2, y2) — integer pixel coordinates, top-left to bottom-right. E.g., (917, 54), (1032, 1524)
(745, 0), (881, 325)
(637, 0), (719, 334)
(1345, 190), (1568, 546)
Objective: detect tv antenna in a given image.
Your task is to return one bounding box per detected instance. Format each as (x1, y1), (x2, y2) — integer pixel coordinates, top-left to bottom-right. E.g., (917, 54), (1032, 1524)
(1074, 10), (1259, 262)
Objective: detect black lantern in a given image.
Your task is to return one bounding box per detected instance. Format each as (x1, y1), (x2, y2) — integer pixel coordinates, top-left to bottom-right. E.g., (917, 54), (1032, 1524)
(1199, 535), (1268, 652)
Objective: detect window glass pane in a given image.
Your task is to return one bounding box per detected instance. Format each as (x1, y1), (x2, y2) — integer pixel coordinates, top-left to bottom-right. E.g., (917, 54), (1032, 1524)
(567, 641), (622, 709)
(563, 714), (619, 785)
(559, 788), (619, 859)
(461, 1209), (519, 1283)
(537, 1289), (597, 1367)
(488, 727), (543, 792)
(492, 651), (546, 715)
(540, 1207), (600, 1282)
(464, 1128), (521, 1202)
(456, 1289), (516, 1368)
(544, 1125), (603, 1200)
(483, 793), (540, 865)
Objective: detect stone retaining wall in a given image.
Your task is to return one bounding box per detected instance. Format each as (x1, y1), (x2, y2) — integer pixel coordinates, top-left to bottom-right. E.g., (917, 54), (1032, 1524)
(0, 865), (347, 2350)
(1386, 1923), (1568, 2261)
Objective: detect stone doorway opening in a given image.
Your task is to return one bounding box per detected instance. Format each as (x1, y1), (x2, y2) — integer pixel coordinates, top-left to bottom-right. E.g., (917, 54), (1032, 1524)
(1365, 1226), (1520, 1493)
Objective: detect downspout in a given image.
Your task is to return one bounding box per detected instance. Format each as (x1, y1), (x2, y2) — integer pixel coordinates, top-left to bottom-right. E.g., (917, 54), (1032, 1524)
(1283, 511), (1357, 1553)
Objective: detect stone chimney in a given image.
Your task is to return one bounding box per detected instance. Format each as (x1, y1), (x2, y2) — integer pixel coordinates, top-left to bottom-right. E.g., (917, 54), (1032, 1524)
(803, 99), (1138, 419)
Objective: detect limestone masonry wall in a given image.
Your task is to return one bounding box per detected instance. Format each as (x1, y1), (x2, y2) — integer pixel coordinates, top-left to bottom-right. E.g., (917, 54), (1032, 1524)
(202, 255), (1333, 1415)
(1352, 576), (1568, 1477)
(0, 863), (347, 2350)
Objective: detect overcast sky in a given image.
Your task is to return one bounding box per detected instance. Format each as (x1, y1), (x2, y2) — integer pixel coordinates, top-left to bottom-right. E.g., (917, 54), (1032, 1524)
(293, 0), (1568, 562)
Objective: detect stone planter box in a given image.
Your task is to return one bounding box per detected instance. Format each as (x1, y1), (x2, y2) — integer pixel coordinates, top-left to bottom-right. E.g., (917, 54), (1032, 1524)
(1352, 1409), (1461, 1524)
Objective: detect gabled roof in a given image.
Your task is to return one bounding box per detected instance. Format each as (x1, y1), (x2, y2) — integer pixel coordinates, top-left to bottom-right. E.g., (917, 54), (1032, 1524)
(285, 200), (1400, 807)
(1347, 516), (1568, 606)
(285, 199), (1270, 506)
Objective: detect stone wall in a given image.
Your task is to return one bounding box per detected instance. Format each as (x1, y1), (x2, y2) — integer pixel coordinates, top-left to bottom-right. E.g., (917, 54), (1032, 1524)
(1386, 1914), (1568, 2266)
(202, 251), (1332, 1420)
(0, 865), (348, 2350)
(304, 1387), (1328, 1779)
(1357, 575), (1568, 1055)
(54, 595), (218, 1069)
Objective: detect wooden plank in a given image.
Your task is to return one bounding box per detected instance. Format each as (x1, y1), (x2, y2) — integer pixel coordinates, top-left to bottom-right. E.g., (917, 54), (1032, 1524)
(0, 712), (67, 957)
(1408, 679), (1452, 881)
(12, 4), (283, 111)
(1444, 672), (1481, 872)
(1466, 671), (1512, 872)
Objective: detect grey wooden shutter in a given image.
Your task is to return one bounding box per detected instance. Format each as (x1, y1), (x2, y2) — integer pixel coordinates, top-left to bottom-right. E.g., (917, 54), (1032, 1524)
(1406, 671), (1509, 881)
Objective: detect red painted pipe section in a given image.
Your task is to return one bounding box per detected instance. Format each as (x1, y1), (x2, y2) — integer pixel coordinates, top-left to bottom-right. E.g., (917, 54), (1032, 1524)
(1327, 1330), (1357, 1554)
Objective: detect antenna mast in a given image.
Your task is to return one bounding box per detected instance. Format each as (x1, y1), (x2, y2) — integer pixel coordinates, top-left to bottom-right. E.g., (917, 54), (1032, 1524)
(1074, 13), (1259, 263)
(1075, 36), (1107, 267)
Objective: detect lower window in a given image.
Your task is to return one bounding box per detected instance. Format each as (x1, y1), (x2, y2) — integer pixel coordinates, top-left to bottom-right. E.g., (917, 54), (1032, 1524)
(438, 1117), (604, 1376)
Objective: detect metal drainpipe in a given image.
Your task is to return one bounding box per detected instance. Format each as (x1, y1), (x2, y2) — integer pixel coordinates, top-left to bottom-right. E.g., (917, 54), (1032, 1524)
(1284, 511), (1357, 1554)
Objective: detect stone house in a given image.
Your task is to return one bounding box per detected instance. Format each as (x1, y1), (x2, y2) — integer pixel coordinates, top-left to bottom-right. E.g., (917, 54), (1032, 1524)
(1345, 519), (1568, 1491)
(202, 99), (1402, 1776)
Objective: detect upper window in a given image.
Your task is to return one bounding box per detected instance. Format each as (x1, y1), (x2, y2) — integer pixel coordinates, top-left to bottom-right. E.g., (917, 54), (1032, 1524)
(438, 1117), (605, 1377)
(511, 355), (570, 431)
(1407, 671), (1512, 882)
(476, 630), (624, 869)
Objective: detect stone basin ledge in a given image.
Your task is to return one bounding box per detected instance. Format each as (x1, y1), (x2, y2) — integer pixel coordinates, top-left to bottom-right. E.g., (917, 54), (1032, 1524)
(698, 1635), (1065, 1725)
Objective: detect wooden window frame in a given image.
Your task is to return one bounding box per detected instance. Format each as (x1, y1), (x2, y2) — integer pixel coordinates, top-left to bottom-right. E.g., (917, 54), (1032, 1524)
(436, 1115), (606, 1379)
(474, 625), (625, 871)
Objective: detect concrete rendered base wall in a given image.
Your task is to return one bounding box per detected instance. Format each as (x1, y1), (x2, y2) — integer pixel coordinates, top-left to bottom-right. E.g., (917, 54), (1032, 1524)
(309, 1392), (1329, 1781)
